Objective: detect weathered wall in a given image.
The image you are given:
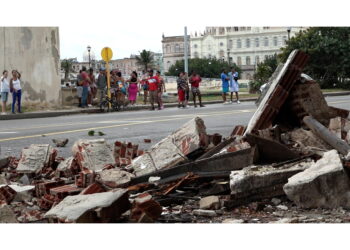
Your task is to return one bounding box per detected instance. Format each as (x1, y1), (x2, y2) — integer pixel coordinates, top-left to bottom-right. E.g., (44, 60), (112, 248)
(0, 27), (61, 104)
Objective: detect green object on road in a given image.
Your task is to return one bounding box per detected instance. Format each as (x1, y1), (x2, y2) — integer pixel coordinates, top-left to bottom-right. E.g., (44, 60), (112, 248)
(98, 131), (105, 136)
(88, 130), (95, 136)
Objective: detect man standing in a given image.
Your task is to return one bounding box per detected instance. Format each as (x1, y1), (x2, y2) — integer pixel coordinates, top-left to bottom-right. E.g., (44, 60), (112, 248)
(229, 67), (240, 104)
(146, 69), (160, 110)
(220, 69), (230, 104)
(81, 66), (91, 108)
(141, 70), (149, 105)
(155, 71), (166, 110)
(76, 70), (83, 107)
(189, 71), (204, 107)
(96, 67), (107, 103)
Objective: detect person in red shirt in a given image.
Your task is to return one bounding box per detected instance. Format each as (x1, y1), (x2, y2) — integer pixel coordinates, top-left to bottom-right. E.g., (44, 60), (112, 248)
(189, 71), (204, 107)
(146, 69), (160, 110)
(81, 66), (91, 108)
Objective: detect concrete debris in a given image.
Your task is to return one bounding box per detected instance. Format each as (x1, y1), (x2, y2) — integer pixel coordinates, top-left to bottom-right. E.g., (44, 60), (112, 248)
(72, 139), (115, 171)
(229, 160), (312, 207)
(16, 144), (57, 174)
(329, 117), (350, 144)
(55, 157), (79, 178)
(0, 204), (18, 223)
(130, 193), (163, 222)
(303, 116), (350, 156)
(199, 196), (220, 210)
(271, 198), (282, 206)
(52, 138), (69, 147)
(284, 150), (350, 209)
(193, 209), (217, 217)
(127, 117), (208, 176)
(45, 189), (130, 223)
(97, 168), (135, 188)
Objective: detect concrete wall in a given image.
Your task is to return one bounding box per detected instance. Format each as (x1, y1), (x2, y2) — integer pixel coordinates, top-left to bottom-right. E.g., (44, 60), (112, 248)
(0, 27), (61, 104)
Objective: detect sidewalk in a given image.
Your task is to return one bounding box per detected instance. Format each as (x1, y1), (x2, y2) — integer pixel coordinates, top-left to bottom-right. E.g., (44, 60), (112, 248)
(0, 91), (349, 121)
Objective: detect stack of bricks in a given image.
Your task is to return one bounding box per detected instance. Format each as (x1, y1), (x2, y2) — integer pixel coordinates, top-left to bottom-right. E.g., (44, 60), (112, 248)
(114, 141), (141, 167)
(0, 185), (17, 205)
(75, 169), (95, 188)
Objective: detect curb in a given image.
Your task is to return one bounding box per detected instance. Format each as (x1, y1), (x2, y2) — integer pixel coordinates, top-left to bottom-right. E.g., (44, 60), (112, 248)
(1, 91), (349, 121)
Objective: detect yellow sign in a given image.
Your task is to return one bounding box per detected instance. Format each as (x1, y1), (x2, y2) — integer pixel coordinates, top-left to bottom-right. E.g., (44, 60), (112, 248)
(101, 47), (113, 62)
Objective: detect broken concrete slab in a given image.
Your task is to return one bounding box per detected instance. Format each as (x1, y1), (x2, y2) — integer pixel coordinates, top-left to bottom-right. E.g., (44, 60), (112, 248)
(245, 50), (309, 135)
(228, 160), (312, 207)
(303, 116), (350, 156)
(55, 157), (79, 178)
(72, 139), (115, 172)
(97, 168), (135, 188)
(45, 189), (130, 223)
(16, 144), (57, 174)
(284, 150), (350, 209)
(127, 117), (208, 177)
(193, 209), (217, 217)
(0, 204), (18, 223)
(199, 196), (220, 210)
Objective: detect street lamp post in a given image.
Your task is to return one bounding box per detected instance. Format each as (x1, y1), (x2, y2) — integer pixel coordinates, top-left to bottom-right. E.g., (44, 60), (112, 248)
(287, 27), (292, 41)
(87, 45), (91, 68)
(227, 49), (231, 65)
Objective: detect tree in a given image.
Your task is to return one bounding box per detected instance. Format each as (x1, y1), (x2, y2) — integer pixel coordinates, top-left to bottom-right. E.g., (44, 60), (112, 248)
(61, 59), (74, 81)
(135, 50), (155, 71)
(166, 58), (241, 78)
(279, 27), (350, 89)
(250, 54), (279, 92)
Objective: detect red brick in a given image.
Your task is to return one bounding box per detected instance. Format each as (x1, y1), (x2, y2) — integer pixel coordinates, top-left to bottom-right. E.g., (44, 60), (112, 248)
(80, 182), (106, 195)
(49, 184), (83, 199)
(0, 185), (17, 204)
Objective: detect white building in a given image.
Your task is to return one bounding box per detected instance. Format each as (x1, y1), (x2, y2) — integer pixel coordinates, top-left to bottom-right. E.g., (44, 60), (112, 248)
(190, 27), (306, 79)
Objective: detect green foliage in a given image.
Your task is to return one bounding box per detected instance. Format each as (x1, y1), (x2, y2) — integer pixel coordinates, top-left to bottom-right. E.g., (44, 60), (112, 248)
(135, 50), (155, 71)
(166, 58), (241, 78)
(250, 54), (279, 93)
(279, 27), (350, 89)
(88, 130), (95, 136)
(61, 58), (74, 80)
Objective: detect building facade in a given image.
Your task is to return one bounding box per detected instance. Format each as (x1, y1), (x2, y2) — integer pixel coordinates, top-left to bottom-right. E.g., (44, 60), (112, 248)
(190, 27), (305, 79)
(0, 27), (61, 104)
(162, 35), (190, 73)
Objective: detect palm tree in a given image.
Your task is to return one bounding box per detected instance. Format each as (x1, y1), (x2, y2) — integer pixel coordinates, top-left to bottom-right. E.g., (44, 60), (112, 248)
(135, 50), (155, 71)
(61, 59), (74, 81)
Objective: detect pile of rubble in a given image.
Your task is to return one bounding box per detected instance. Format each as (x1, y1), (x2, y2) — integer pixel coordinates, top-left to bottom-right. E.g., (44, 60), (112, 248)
(1, 49), (350, 223)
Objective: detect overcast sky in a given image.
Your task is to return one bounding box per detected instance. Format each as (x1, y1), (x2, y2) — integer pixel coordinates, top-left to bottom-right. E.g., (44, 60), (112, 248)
(1, 0), (349, 62)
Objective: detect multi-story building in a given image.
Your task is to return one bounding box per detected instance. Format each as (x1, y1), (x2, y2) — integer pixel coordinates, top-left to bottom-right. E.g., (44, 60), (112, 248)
(162, 34), (190, 73)
(190, 27), (305, 79)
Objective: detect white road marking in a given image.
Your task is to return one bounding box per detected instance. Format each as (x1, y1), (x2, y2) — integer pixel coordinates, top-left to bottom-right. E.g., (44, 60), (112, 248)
(0, 132), (17, 134)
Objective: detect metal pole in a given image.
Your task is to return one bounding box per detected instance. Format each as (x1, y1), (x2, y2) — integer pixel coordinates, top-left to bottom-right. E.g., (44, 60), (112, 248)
(184, 26), (189, 74)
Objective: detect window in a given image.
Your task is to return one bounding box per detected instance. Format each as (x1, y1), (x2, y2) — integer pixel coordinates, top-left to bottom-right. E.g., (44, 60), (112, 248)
(255, 38), (259, 47)
(237, 39), (241, 48)
(255, 56), (260, 65)
(246, 38), (250, 48)
(194, 52), (199, 58)
(264, 37), (269, 47)
(219, 42), (224, 47)
(237, 56), (242, 65)
(166, 45), (170, 53)
(273, 37), (278, 46)
(219, 50), (225, 58)
(194, 44), (198, 49)
(228, 39), (233, 49)
(175, 44), (180, 53)
(283, 36), (287, 45)
(246, 56), (251, 65)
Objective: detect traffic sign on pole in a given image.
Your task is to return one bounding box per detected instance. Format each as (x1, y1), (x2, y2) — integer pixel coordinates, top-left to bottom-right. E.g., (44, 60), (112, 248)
(101, 47), (113, 110)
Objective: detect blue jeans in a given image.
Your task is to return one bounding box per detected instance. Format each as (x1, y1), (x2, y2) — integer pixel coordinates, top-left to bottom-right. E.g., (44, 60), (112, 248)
(82, 86), (89, 107)
(12, 89), (22, 113)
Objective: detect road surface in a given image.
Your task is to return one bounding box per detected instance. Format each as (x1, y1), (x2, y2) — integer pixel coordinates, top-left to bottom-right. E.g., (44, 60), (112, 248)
(0, 95), (349, 159)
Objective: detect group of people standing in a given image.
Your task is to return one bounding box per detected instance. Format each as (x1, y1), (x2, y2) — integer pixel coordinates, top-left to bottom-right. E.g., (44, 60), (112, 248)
(177, 71), (205, 108)
(1, 70), (22, 115)
(221, 67), (240, 104)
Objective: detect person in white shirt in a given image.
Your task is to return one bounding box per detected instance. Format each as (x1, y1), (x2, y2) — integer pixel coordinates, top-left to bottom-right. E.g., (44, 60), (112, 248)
(1, 70), (10, 115)
(10, 70), (22, 114)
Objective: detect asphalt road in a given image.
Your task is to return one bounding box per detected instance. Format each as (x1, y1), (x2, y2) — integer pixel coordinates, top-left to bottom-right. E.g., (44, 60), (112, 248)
(0, 95), (349, 159)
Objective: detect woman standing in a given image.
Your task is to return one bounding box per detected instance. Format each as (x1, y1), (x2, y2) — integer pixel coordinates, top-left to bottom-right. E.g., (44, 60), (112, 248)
(127, 71), (139, 106)
(10, 70), (22, 114)
(156, 71), (166, 110)
(177, 72), (187, 108)
(1, 70), (10, 115)
(88, 68), (96, 106)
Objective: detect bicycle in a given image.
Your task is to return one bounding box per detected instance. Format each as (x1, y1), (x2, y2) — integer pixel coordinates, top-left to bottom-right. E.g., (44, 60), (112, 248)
(99, 88), (121, 112)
